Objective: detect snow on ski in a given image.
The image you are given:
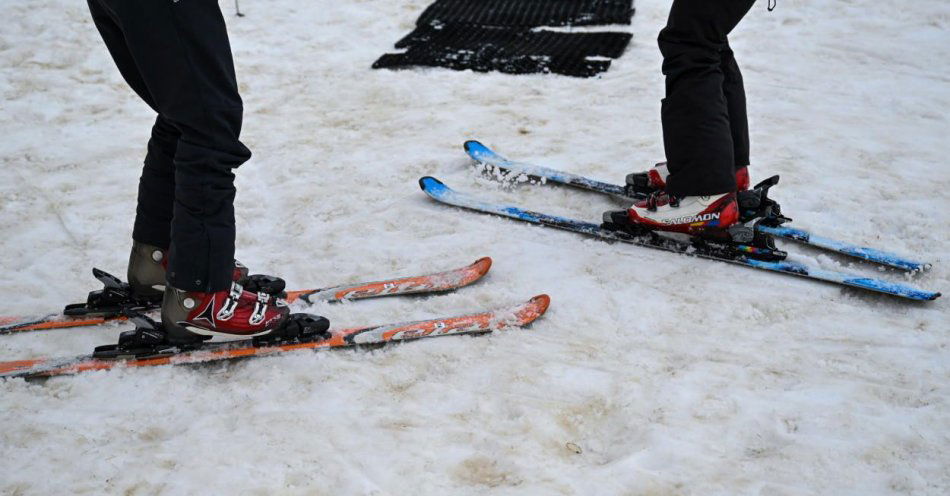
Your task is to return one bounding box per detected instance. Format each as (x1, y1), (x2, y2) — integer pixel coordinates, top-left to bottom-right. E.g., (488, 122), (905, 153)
(464, 140), (931, 272)
(0, 257), (493, 335)
(465, 139), (628, 196)
(419, 176), (940, 301)
(0, 294), (549, 380)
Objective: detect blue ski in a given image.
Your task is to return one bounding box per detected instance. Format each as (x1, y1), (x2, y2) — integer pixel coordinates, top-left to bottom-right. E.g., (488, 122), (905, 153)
(464, 140), (930, 272)
(419, 176), (940, 301)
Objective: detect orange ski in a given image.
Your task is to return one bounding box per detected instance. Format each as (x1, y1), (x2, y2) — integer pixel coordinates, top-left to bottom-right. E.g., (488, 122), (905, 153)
(0, 294), (549, 380)
(0, 257), (492, 335)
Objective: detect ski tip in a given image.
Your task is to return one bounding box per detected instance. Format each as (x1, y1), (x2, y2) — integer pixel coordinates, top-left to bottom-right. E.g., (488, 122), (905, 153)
(502, 294), (551, 327)
(463, 140), (483, 152)
(520, 294), (551, 322)
(907, 290), (940, 301)
(463, 140), (495, 160)
(418, 176), (446, 192)
(841, 276), (942, 301)
(532, 294), (551, 311)
(473, 257), (493, 275)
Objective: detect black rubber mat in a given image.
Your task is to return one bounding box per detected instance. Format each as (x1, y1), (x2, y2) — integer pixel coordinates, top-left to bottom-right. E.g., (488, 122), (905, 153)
(375, 25), (631, 78)
(374, 0), (635, 78)
(416, 0), (635, 28)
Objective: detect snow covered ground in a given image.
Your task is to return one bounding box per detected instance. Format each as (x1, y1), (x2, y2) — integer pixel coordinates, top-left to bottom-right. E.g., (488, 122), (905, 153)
(1, 0), (948, 493)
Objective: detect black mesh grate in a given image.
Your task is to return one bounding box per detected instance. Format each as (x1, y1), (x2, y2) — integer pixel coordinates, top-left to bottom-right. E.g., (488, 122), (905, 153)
(374, 0), (635, 78)
(376, 25), (631, 78)
(416, 0), (635, 28)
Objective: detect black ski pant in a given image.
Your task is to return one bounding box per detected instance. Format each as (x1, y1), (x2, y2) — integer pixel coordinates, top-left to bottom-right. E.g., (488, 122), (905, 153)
(659, 0), (755, 197)
(87, 0), (251, 292)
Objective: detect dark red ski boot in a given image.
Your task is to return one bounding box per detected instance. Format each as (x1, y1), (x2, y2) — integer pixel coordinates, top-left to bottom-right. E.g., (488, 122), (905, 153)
(160, 282), (295, 343)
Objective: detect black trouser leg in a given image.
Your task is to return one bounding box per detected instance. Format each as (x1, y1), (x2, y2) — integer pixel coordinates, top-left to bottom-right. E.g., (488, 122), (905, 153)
(132, 116), (180, 249)
(87, 0), (250, 292)
(87, 0), (157, 109)
(658, 0), (755, 197)
(721, 43), (750, 169)
(88, 2), (178, 249)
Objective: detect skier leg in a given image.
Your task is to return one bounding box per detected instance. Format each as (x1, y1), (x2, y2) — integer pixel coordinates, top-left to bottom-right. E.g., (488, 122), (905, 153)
(125, 115), (281, 300)
(87, 0), (302, 342)
(611, 1), (758, 239)
(720, 41), (752, 192)
(86, 0), (158, 110)
(132, 116), (180, 251)
(624, 3), (756, 198)
(89, 0), (249, 294)
(658, 0), (756, 198)
(88, 0), (177, 297)
(124, 116), (183, 298)
(721, 41), (750, 171)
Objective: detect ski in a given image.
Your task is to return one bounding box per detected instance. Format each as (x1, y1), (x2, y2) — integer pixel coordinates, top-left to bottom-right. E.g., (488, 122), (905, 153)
(0, 257), (493, 335)
(466, 139), (629, 196)
(419, 176), (940, 301)
(464, 140), (930, 272)
(0, 294), (549, 380)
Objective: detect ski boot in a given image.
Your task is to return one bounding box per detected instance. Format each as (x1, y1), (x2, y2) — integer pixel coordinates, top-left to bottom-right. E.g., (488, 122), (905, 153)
(602, 190), (787, 262)
(607, 190), (741, 239)
(126, 241), (169, 301)
(160, 281), (330, 345)
(91, 305), (331, 360)
(624, 164), (788, 225)
(64, 242), (289, 318)
(625, 162), (751, 199)
(61, 241), (172, 319)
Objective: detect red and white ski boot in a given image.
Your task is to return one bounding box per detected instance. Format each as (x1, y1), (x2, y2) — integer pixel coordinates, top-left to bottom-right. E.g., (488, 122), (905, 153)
(625, 162), (750, 198)
(605, 190), (741, 241)
(160, 281), (328, 344)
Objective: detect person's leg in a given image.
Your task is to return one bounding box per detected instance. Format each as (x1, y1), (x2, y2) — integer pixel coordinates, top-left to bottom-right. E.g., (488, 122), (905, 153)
(86, 0), (303, 343)
(720, 41), (750, 170)
(658, 0), (755, 197)
(132, 116), (180, 250)
(95, 0), (251, 293)
(88, 0), (178, 296)
(86, 0), (158, 110)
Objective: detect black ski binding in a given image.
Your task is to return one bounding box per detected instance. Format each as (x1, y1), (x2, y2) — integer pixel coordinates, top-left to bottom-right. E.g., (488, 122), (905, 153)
(737, 175), (792, 226)
(624, 170), (655, 199)
(92, 312), (179, 360)
(601, 209), (650, 236)
(253, 313), (331, 346)
(63, 268), (162, 318)
(242, 273), (287, 298)
(729, 222), (788, 261)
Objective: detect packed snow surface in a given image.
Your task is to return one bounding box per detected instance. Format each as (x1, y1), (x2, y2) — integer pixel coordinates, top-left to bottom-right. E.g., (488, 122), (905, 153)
(1, 0), (948, 494)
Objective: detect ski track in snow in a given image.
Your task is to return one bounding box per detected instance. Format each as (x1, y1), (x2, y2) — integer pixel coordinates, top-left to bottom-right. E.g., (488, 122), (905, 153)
(0, 0), (948, 494)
